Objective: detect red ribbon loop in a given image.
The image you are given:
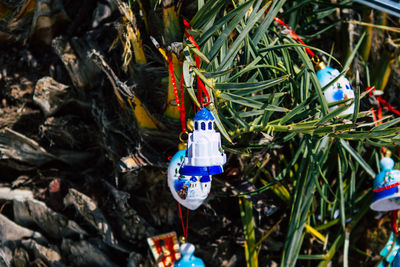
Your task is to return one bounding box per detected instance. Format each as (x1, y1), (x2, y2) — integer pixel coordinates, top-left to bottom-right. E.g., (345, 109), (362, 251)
(183, 20), (211, 108)
(367, 86), (400, 116)
(393, 210), (398, 234)
(273, 17), (315, 58)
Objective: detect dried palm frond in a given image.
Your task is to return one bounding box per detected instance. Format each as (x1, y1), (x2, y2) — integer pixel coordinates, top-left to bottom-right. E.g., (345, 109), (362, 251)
(111, 0), (146, 73)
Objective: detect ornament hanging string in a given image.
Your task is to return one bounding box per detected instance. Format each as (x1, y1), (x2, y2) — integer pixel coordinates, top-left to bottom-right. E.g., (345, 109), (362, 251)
(178, 202), (189, 240)
(369, 87), (386, 155)
(168, 53), (187, 133)
(393, 210), (399, 235)
(183, 19), (211, 109)
(273, 17), (316, 58)
(167, 52), (190, 240)
(367, 86), (400, 116)
(272, 18), (400, 122)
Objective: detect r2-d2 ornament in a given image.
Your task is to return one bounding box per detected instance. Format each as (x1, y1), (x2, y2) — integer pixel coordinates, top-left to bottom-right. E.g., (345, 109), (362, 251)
(168, 149), (212, 210)
(370, 157), (400, 212)
(316, 65), (355, 115)
(179, 108), (226, 176)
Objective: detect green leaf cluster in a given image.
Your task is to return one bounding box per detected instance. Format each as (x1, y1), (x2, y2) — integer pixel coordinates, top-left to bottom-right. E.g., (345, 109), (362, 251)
(183, 1), (400, 266)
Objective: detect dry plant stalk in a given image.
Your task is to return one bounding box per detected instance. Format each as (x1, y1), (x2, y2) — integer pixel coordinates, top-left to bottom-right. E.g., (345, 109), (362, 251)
(111, 0), (147, 73)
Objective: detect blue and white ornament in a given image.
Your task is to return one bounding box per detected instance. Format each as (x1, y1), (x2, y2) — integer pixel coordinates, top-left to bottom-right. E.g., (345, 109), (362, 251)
(168, 149), (212, 210)
(168, 108), (226, 210)
(179, 108), (226, 176)
(370, 157), (400, 212)
(174, 243), (205, 267)
(317, 66), (355, 115)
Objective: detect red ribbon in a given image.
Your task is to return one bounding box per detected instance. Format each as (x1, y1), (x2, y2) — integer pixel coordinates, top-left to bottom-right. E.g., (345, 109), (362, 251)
(366, 88), (400, 234)
(183, 19), (211, 109)
(366, 86), (400, 155)
(367, 86), (400, 116)
(393, 210), (398, 234)
(273, 17), (315, 58)
(169, 27), (192, 239)
(168, 53), (187, 133)
(178, 203), (189, 240)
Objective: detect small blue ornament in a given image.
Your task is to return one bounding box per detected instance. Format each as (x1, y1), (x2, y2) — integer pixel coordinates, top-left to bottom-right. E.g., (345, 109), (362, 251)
(174, 243), (205, 267)
(371, 157), (400, 211)
(179, 108), (226, 176)
(168, 149), (212, 210)
(316, 66), (354, 115)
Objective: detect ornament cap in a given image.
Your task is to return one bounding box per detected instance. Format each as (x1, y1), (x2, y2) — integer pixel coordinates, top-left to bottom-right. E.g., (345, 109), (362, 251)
(187, 119), (194, 132)
(193, 108), (214, 121)
(313, 57), (326, 72)
(380, 157), (395, 171)
(178, 142), (187, 150)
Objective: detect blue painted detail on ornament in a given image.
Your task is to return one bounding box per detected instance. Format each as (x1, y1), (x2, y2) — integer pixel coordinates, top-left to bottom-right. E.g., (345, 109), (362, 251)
(371, 157), (400, 211)
(174, 243), (205, 267)
(168, 149), (212, 210)
(316, 66), (355, 115)
(333, 89), (344, 101)
(180, 165), (223, 176)
(373, 186), (399, 202)
(200, 176), (211, 183)
(193, 108), (214, 121)
(174, 178), (190, 191)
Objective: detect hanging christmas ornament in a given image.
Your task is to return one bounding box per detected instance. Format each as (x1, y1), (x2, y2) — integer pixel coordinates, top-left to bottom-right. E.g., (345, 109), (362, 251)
(315, 62), (355, 115)
(168, 149), (212, 210)
(174, 243), (205, 267)
(165, 46), (212, 210)
(370, 157), (400, 211)
(272, 17), (355, 115)
(147, 232), (181, 267)
(179, 108), (226, 176)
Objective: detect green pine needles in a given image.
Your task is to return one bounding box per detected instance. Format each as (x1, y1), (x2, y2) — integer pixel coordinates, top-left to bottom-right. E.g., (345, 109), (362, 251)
(182, 0), (400, 266)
